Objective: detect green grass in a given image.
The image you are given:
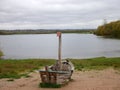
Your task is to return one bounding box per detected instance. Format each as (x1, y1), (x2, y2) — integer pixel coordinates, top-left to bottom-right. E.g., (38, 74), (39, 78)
(0, 57), (120, 79)
(0, 59), (54, 79)
(70, 57), (120, 71)
(39, 83), (61, 88)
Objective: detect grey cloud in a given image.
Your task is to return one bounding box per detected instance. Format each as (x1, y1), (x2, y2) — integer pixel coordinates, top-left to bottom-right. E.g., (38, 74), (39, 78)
(0, 0), (120, 29)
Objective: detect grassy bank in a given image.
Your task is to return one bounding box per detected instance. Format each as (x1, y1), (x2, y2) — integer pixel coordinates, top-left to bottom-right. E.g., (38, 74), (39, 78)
(0, 59), (55, 79)
(0, 57), (120, 79)
(71, 57), (120, 71)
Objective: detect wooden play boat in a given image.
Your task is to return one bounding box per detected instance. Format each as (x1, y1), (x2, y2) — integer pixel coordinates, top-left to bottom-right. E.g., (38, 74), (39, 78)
(39, 32), (74, 85)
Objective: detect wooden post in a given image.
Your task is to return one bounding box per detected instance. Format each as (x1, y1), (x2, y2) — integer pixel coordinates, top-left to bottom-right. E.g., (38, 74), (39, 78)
(57, 32), (62, 70)
(59, 34), (62, 70)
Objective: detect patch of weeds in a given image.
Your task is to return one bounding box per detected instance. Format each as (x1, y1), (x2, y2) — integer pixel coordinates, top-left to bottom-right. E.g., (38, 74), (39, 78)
(39, 83), (61, 88)
(89, 76), (94, 78)
(85, 66), (108, 70)
(75, 65), (84, 71)
(20, 73), (31, 78)
(69, 78), (74, 82)
(115, 71), (120, 75)
(24, 75), (31, 78)
(0, 73), (21, 79)
(7, 78), (14, 81)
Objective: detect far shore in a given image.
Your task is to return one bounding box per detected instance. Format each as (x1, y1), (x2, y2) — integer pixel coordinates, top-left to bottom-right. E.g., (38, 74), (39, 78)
(0, 29), (94, 35)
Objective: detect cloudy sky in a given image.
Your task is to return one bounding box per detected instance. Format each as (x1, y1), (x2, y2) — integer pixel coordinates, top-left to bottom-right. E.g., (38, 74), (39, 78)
(0, 0), (120, 30)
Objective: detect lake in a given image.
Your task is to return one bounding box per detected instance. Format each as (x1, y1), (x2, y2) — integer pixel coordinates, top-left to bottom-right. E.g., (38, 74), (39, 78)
(0, 34), (120, 59)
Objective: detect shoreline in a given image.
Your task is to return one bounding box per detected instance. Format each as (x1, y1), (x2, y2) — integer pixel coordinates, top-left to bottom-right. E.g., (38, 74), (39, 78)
(2, 56), (120, 60)
(0, 57), (120, 90)
(0, 68), (120, 90)
(0, 57), (120, 79)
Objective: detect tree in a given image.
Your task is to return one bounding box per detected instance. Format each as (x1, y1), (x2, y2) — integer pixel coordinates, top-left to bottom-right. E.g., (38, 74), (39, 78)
(94, 20), (120, 38)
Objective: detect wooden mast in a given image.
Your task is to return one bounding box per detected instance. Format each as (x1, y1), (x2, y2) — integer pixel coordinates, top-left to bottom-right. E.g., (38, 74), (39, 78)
(57, 32), (62, 70)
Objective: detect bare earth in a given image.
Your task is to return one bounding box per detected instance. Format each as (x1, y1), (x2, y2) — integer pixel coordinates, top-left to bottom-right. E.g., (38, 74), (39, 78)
(0, 68), (120, 90)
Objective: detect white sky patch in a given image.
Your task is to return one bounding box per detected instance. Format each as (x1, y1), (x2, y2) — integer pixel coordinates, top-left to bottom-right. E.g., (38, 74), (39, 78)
(0, 0), (120, 29)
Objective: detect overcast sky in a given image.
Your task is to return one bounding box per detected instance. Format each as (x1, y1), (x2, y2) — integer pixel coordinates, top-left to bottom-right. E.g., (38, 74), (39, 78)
(0, 0), (120, 30)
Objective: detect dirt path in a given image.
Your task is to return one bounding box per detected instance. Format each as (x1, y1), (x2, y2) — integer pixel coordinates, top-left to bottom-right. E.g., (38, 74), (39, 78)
(0, 68), (120, 90)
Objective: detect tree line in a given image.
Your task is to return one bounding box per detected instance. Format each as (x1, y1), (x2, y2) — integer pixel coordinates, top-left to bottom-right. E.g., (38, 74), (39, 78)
(0, 29), (94, 35)
(94, 20), (120, 38)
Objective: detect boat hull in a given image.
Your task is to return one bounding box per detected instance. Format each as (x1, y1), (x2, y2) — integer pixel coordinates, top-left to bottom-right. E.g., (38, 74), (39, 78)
(39, 60), (74, 84)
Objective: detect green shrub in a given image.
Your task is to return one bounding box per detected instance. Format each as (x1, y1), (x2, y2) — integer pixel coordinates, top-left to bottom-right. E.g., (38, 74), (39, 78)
(39, 83), (61, 88)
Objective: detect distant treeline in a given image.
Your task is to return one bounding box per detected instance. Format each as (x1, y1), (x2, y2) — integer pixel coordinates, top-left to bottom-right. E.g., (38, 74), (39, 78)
(94, 20), (120, 38)
(0, 29), (95, 35)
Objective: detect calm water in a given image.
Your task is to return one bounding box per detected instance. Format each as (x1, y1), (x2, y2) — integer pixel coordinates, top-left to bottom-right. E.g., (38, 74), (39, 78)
(0, 34), (120, 59)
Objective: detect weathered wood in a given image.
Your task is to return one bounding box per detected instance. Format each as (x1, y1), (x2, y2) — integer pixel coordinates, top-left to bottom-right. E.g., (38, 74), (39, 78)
(40, 72), (49, 83)
(39, 70), (72, 84)
(49, 72), (57, 84)
(39, 60), (74, 85)
(58, 32), (62, 70)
